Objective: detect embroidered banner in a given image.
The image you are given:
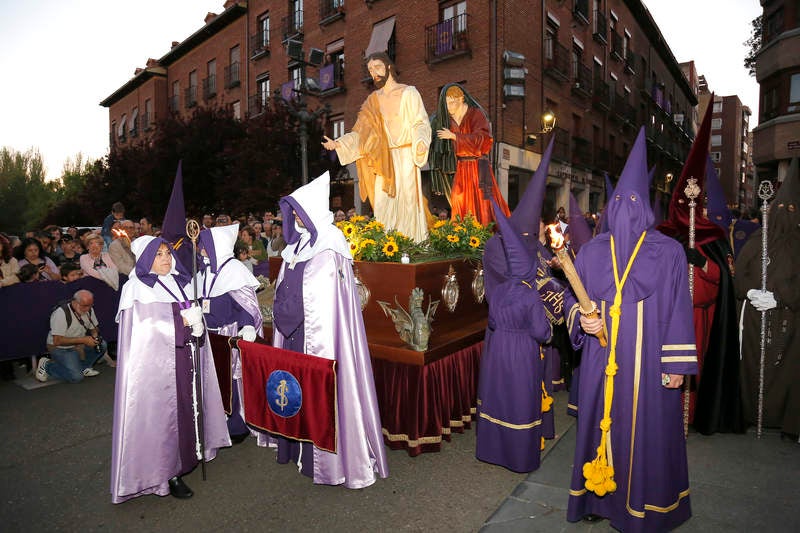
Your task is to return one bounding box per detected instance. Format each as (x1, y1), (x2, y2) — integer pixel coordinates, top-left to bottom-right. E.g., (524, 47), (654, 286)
(239, 340), (337, 452)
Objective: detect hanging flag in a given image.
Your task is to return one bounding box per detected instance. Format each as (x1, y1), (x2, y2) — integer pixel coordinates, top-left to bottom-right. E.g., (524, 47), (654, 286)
(436, 18), (453, 56)
(281, 81), (295, 102)
(319, 64), (335, 91)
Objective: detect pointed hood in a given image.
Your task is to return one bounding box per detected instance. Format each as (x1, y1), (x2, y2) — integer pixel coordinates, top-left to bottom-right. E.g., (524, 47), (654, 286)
(279, 171), (351, 264)
(509, 136), (555, 242)
(657, 97), (726, 245)
(769, 157), (800, 244)
(160, 161), (195, 277)
(704, 155), (733, 231)
(492, 200), (536, 281)
(606, 127), (654, 260)
(568, 193), (593, 256)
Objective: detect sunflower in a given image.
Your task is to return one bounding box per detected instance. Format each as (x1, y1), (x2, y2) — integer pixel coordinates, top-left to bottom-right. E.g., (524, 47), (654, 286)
(360, 238), (377, 250)
(447, 234), (460, 243)
(469, 236), (481, 248)
(350, 215), (366, 223)
(348, 241), (358, 257)
(382, 239), (398, 257)
(433, 220), (447, 229)
(341, 222), (356, 237)
(454, 224), (467, 233)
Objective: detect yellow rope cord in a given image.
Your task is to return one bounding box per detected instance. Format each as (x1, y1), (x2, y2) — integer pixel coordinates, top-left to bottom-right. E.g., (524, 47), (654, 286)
(583, 231), (647, 497)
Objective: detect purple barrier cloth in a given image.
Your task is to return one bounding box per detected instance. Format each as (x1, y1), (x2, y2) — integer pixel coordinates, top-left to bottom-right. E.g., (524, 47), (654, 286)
(0, 275), (124, 360)
(252, 261), (271, 278)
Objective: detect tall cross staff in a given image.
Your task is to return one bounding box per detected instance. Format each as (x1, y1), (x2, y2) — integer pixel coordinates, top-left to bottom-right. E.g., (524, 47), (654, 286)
(186, 219), (207, 479)
(756, 180), (774, 439)
(683, 176), (701, 438)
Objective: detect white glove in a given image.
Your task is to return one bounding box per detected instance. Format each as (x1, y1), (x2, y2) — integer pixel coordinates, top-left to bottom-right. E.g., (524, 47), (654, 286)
(747, 289), (777, 311)
(240, 325), (257, 342)
(180, 305), (205, 337)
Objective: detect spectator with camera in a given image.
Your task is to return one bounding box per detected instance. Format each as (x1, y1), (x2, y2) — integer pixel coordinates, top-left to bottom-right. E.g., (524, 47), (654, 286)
(80, 233), (119, 289)
(36, 289), (107, 383)
(15, 237), (60, 280)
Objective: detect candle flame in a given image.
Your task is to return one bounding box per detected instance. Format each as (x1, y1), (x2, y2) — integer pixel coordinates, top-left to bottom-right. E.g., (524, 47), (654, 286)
(112, 229), (129, 239)
(546, 223), (565, 250)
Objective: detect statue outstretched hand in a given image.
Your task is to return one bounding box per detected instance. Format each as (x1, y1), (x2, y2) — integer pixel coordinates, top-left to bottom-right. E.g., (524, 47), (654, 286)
(322, 135), (339, 151)
(436, 128), (456, 140)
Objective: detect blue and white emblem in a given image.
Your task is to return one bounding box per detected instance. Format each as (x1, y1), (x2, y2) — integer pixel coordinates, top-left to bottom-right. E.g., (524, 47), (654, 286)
(266, 370), (302, 418)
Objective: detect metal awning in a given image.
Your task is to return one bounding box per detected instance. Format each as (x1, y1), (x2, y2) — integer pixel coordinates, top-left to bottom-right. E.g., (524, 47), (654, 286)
(365, 16), (395, 57)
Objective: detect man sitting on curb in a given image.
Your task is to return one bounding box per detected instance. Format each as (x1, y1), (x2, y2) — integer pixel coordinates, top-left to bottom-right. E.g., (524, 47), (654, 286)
(36, 289), (107, 383)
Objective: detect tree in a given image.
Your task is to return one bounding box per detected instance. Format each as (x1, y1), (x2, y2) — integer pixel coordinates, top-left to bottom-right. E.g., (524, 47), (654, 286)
(743, 15), (762, 78)
(0, 147), (59, 234)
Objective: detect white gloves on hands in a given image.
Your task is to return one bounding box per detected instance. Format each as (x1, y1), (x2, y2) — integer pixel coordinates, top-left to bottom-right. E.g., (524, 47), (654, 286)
(240, 325), (257, 342)
(180, 305), (205, 337)
(747, 289), (777, 312)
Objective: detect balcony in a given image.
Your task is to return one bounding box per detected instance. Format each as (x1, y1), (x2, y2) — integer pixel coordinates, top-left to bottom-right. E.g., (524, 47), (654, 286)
(320, 0), (345, 24)
(573, 0), (589, 25)
(571, 61), (592, 98)
(320, 60), (346, 95)
(573, 136), (592, 167)
(593, 10), (607, 44)
(612, 92), (635, 123)
(184, 86), (197, 109)
(225, 62), (241, 89)
(610, 31), (624, 61)
(248, 94), (270, 117)
(203, 75), (217, 101)
(594, 147), (610, 171)
(281, 10), (304, 41)
(624, 50), (638, 75)
(552, 127), (571, 162)
(544, 39), (570, 82)
(425, 14), (471, 64)
(250, 32), (270, 59)
(592, 78), (611, 111)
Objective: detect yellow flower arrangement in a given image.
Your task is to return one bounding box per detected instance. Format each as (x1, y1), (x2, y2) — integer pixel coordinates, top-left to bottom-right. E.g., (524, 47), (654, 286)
(336, 215), (413, 262)
(426, 213), (493, 260)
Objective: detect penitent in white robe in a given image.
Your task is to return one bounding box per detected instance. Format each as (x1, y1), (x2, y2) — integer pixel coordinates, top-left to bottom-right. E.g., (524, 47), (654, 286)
(335, 86), (431, 242)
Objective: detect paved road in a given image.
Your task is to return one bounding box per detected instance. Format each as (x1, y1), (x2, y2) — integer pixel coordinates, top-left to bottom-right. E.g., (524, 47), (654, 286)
(1, 363), (797, 532)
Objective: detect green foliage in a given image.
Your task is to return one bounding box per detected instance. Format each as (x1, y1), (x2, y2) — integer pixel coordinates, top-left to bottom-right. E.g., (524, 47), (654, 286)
(0, 147), (59, 234)
(335, 216), (415, 262)
(426, 214), (494, 260)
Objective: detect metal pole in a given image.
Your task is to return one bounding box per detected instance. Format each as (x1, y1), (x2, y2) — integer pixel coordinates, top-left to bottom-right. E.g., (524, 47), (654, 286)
(756, 180), (774, 439)
(683, 176), (700, 438)
(185, 219), (206, 480)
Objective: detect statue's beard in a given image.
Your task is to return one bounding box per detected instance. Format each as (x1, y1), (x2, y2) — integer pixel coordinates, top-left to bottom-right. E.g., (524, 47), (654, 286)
(373, 73), (389, 89)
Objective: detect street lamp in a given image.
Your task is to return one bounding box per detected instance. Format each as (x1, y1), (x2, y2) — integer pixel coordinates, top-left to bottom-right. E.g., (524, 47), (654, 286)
(276, 41), (331, 185)
(541, 110), (556, 133)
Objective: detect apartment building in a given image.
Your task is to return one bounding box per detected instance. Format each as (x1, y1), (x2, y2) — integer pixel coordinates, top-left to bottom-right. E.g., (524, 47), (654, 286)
(101, 0), (696, 215)
(752, 0), (800, 186)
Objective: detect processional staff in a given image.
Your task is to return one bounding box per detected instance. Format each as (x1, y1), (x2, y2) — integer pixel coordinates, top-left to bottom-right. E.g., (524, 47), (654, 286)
(756, 180), (774, 439)
(683, 176), (701, 439)
(186, 219), (208, 479)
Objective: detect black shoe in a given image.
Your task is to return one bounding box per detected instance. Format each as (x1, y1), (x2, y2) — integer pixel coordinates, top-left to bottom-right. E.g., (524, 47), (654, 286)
(168, 476), (193, 499)
(231, 433), (249, 444)
(583, 514), (604, 523)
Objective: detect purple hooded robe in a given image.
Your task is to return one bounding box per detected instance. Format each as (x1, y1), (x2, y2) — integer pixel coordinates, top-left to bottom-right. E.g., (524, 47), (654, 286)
(476, 202), (553, 473)
(565, 129), (697, 531)
(261, 172), (388, 489)
(110, 236), (230, 503)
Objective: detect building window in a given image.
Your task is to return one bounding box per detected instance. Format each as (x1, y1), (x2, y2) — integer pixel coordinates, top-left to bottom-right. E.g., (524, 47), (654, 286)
(442, 1), (467, 33)
(204, 59), (217, 100)
(712, 101), (723, 113)
(711, 118), (722, 130)
(186, 70), (198, 108)
(255, 73), (270, 114)
(258, 13), (270, 48)
(545, 19), (558, 61)
(571, 44), (582, 80)
(290, 0), (303, 33)
(711, 134), (722, 146)
(232, 100), (241, 120)
(331, 116), (345, 138)
(325, 48), (345, 90)
(171, 81), (180, 112)
(789, 73), (800, 111)
(711, 152), (721, 163)
(623, 29), (630, 58)
(290, 65), (303, 91)
(227, 45), (241, 88)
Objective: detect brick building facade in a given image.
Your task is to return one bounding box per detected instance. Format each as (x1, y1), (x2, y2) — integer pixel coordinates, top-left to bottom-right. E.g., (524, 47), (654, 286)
(101, 0), (697, 216)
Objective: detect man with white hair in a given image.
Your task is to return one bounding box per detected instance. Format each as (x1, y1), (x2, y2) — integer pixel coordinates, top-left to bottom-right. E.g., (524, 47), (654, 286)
(37, 289), (106, 383)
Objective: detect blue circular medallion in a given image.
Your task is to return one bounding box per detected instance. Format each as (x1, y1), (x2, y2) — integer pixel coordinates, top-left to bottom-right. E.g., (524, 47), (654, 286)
(266, 370), (302, 418)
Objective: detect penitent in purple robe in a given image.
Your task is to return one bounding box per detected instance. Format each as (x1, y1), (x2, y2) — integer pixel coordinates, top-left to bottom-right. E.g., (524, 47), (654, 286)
(264, 172), (388, 489)
(565, 129), (697, 532)
(476, 202), (553, 473)
(110, 236), (230, 503)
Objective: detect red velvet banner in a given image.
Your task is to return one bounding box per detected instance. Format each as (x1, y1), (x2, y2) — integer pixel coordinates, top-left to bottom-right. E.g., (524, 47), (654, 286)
(239, 340), (337, 453)
(208, 332), (232, 415)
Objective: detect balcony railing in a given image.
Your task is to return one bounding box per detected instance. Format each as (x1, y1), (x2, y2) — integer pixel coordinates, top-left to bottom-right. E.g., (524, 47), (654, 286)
(610, 31), (624, 61)
(248, 94), (270, 117)
(553, 127), (571, 161)
(612, 92), (635, 123)
(281, 10), (304, 41)
(184, 86), (197, 109)
(593, 10), (607, 43)
(572, 61), (592, 97)
(250, 32), (270, 59)
(592, 78), (611, 110)
(203, 75), (217, 101)
(573, 136), (592, 167)
(321, 60), (346, 93)
(624, 50), (638, 75)
(573, 0), (589, 25)
(544, 39), (570, 82)
(320, 0), (345, 22)
(425, 14), (470, 63)
(225, 62), (241, 89)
